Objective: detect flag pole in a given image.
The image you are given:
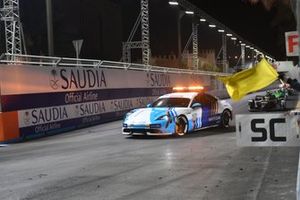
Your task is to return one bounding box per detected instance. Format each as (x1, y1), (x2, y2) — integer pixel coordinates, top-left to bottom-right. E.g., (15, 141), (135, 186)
(279, 79), (285, 85)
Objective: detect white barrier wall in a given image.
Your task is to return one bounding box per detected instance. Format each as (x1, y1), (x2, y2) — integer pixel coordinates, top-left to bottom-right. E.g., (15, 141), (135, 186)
(0, 64), (212, 141)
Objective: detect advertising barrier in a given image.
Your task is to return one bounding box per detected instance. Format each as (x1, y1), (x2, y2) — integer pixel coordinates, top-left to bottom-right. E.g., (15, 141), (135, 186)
(0, 64), (211, 142)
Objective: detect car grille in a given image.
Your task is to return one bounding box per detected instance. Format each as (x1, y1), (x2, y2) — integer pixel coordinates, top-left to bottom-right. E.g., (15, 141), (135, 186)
(123, 128), (162, 133)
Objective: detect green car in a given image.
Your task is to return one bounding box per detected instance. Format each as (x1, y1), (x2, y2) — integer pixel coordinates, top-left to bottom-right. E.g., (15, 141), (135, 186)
(271, 89), (287, 99)
(248, 89), (287, 112)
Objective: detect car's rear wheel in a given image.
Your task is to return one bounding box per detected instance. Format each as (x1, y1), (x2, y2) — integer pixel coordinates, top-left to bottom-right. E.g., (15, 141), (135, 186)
(280, 100), (286, 110)
(175, 116), (188, 136)
(220, 110), (231, 128)
(248, 101), (255, 112)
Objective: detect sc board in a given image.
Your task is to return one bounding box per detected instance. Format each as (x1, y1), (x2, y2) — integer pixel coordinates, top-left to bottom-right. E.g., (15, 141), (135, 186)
(236, 112), (300, 146)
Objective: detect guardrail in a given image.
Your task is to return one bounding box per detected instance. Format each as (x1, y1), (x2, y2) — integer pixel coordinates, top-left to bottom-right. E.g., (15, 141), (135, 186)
(0, 53), (231, 76)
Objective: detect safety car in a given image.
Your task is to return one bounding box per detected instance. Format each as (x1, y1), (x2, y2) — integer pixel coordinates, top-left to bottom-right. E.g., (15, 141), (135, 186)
(122, 86), (233, 136)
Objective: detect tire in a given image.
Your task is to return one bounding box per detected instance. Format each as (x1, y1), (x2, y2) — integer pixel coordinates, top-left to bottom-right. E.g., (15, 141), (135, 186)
(175, 116), (188, 136)
(220, 110), (231, 128)
(248, 100), (257, 112)
(248, 102), (254, 112)
(280, 100), (286, 110)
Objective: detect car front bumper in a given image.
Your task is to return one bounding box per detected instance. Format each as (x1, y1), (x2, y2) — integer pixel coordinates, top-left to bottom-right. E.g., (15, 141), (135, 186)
(122, 123), (174, 136)
(122, 128), (173, 136)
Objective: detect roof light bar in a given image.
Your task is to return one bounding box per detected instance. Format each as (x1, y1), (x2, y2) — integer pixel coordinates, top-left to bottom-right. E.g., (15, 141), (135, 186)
(188, 86), (204, 90)
(173, 87), (185, 91)
(173, 86), (204, 91)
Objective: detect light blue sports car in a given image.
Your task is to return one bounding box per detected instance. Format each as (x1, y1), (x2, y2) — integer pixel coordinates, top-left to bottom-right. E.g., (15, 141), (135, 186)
(122, 89), (232, 136)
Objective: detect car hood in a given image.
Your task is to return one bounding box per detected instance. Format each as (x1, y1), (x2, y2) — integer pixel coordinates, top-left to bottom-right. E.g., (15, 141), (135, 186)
(125, 108), (171, 124)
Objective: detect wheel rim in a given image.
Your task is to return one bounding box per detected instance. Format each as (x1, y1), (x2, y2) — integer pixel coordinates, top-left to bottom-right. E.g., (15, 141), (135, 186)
(222, 111), (230, 127)
(281, 101), (285, 108)
(176, 118), (187, 136)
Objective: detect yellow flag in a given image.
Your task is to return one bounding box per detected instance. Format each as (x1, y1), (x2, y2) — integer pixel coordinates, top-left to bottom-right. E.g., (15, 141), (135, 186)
(218, 58), (278, 101)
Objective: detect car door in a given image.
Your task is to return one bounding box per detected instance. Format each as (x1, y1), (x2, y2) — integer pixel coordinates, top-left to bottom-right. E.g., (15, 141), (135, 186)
(190, 100), (202, 130)
(203, 94), (220, 126)
(195, 94), (211, 127)
(192, 93), (220, 127)
(190, 94), (208, 130)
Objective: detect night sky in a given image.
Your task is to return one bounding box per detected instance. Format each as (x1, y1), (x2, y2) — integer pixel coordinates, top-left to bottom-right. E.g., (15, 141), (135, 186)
(189, 0), (296, 60)
(13, 0), (297, 61)
(125, 0), (296, 60)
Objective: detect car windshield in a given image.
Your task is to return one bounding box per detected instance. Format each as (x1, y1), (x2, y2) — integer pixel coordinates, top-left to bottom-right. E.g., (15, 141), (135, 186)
(151, 98), (190, 108)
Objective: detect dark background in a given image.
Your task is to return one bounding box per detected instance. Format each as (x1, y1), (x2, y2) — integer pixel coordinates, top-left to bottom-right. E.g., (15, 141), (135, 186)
(9, 0), (296, 62)
(191, 0), (296, 60)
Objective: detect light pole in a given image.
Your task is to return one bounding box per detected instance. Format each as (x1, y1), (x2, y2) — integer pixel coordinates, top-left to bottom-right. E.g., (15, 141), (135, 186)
(46, 0), (54, 56)
(177, 11), (184, 66)
(222, 32), (227, 72)
(241, 43), (245, 68)
(170, 1), (195, 67)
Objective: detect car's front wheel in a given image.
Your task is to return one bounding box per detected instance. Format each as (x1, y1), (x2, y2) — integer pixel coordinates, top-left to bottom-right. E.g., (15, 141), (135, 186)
(220, 110), (231, 128)
(280, 100), (286, 110)
(175, 116), (188, 136)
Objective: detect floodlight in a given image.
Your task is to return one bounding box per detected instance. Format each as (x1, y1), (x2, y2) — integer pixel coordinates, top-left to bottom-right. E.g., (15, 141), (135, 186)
(185, 11), (194, 15)
(168, 1), (178, 5)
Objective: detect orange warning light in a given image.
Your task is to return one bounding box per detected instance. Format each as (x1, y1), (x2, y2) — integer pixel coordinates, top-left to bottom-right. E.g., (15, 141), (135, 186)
(173, 86), (204, 91)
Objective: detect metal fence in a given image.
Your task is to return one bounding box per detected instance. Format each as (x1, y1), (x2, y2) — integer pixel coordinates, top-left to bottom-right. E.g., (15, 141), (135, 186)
(0, 53), (231, 77)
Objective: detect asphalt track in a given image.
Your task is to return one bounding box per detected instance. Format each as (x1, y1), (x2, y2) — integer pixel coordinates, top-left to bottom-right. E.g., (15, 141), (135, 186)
(0, 92), (299, 200)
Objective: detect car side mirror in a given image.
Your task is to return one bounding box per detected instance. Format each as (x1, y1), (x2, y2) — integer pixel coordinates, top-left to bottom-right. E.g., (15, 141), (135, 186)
(147, 104), (152, 108)
(191, 103), (202, 109)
